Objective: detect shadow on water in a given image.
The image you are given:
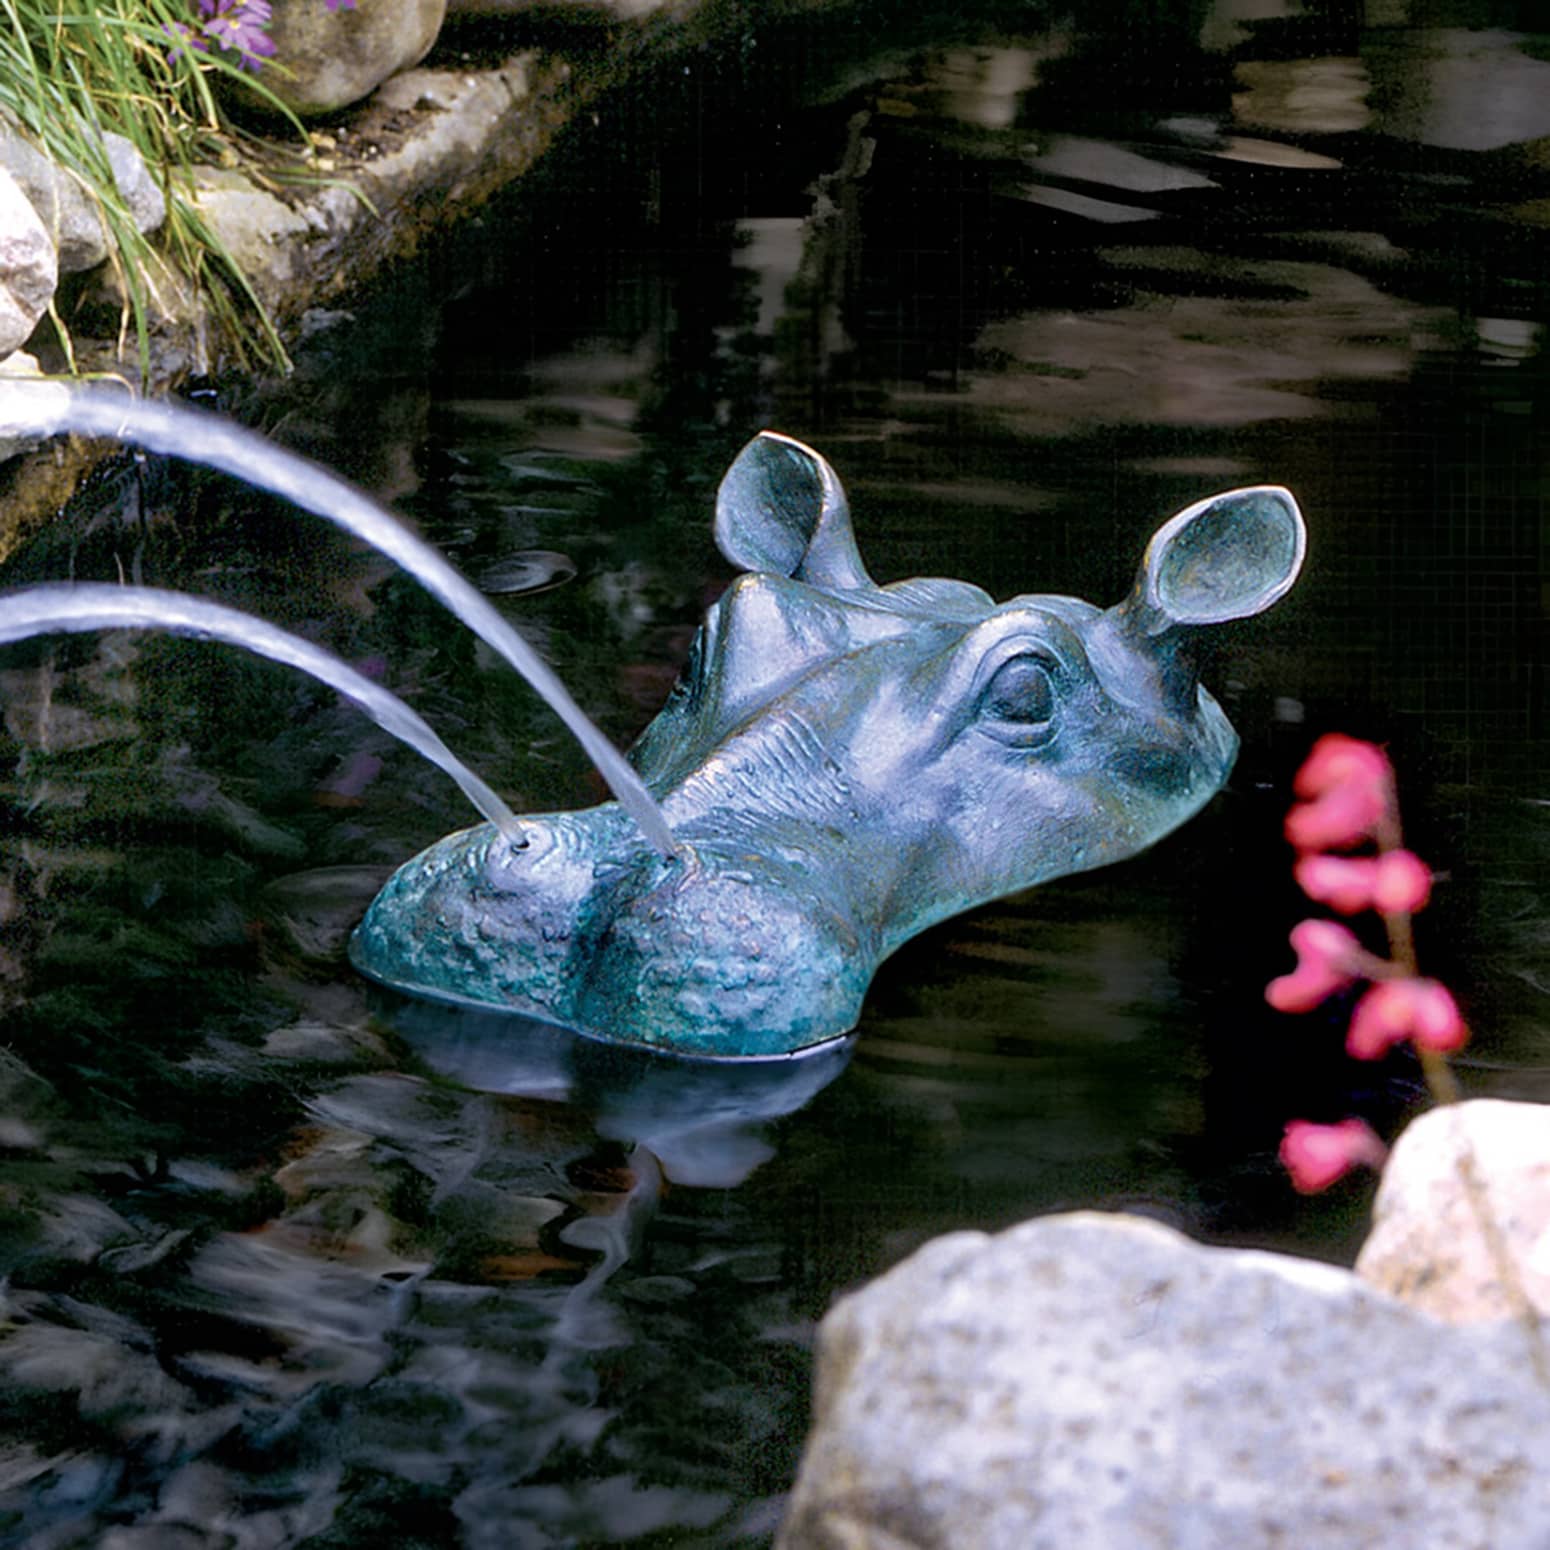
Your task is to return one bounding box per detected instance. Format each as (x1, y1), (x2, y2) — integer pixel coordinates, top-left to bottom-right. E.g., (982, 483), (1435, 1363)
(2, 0), (1550, 1542)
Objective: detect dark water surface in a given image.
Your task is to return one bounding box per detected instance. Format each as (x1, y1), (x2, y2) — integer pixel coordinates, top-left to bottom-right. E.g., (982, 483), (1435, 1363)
(3, 2), (1549, 1543)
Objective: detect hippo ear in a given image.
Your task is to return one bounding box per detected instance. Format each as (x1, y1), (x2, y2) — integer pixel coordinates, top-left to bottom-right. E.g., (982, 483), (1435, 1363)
(715, 431), (874, 590)
(1131, 485), (1305, 633)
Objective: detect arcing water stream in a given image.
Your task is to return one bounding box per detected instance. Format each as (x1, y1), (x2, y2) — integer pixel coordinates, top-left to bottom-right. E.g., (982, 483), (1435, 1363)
(0, 384), (682, 857)
(0, 582), (523, 838)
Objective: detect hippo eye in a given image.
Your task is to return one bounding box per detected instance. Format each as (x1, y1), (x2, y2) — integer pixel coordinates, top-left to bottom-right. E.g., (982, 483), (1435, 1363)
(978, 652), (1057, 746)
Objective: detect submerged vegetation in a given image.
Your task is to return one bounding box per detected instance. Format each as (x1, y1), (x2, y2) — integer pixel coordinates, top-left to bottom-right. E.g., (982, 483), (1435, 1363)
(0, 0), (305, 372)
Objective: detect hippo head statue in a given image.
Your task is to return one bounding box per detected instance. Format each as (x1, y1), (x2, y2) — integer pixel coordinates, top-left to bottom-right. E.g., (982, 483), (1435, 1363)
(351, 432), (1305, 1056)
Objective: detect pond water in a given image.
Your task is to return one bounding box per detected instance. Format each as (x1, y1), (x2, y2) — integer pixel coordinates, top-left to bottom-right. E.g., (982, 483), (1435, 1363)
(3, 1), (1549, 1544)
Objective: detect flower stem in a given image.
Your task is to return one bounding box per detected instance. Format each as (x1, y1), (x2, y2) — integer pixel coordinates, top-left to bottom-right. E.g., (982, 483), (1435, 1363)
(1373, 800), (1460, 1107)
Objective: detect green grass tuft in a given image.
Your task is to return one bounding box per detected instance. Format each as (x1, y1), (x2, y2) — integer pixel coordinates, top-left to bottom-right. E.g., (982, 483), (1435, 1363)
(0, 0), (306, 376)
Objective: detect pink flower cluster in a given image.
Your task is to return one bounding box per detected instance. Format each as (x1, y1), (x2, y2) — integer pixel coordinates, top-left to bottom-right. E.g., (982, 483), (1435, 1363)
(1268, 734), (1468, 1193)
(1279, 1117), (1388, 1195)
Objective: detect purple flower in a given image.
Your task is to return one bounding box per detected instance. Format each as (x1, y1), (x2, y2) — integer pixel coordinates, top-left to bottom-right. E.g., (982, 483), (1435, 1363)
(196, 0), (276, 71)
(177, 0), (348, 74)
(164, 19), (208, 64)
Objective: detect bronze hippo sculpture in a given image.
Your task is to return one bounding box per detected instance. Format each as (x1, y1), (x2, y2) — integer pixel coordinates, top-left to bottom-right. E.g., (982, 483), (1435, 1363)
(0, 391), (1303, 1059)
(352, 431), (1305, 1054)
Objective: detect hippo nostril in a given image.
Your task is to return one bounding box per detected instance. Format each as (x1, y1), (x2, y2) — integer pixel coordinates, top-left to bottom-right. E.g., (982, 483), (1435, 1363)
(484, 821), (558, 887)
(661, 841), (700, 878)
(515, 821), (556, 858)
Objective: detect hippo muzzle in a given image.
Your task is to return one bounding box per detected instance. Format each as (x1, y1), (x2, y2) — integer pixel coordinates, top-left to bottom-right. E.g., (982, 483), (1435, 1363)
(351, 432), (1305, 1055)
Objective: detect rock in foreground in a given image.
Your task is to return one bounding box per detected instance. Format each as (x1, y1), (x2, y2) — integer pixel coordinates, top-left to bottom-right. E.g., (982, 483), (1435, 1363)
(1356, 1097), (1550, 1322)
(778, 1211), (1550, 1550)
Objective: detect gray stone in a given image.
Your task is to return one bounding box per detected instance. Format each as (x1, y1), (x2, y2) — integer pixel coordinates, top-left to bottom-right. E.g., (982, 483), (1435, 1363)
(103, 133), (167, 239)
(186, 58), (537, 327)
(246, 0), (447, 117)
(0, 127), (105, 272)
(778, 1211), (1550, 1550)
(0, 127), (164, 274)
(0, 50), (564, 555)
(1356, 1098), (1550, 1324)
(0, 168), (56, 355)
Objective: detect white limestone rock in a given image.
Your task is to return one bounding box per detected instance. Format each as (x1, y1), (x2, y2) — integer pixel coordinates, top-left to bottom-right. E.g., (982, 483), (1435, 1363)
(0, 175), (55, 360)
(0, 128), (104, 272)
(188, 167), (313, 305)
(778, 1211), (1550, 1550)
(1355, 1097), (1550, 1323)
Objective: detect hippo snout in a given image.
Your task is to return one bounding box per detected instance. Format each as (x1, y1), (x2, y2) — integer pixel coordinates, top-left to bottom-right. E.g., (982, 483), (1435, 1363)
(351, 816), (868, 1054)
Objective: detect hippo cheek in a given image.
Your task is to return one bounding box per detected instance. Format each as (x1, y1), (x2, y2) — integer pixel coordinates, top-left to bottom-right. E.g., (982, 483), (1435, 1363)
(1098, 695), (1240, 838)
(922, 724), (1216, 912)
(572, 866), (870, 1057)
(1042, 704), (1238, 874)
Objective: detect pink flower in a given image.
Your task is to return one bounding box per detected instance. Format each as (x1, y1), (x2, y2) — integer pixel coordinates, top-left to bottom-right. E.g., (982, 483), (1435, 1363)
(1373, 849), (1431, 915)
(1280, 1117), (1388, 1193)
(1293, 733), (1393, 801)
(1266, 919), (1365, 1012)
(1294, 854), (1379, 914)
(1285, 783), (1388, 852)
(1285, 734), (1393, 852)
(1294, 848), (1432, 917)
(1346, 977), (1468, 1060)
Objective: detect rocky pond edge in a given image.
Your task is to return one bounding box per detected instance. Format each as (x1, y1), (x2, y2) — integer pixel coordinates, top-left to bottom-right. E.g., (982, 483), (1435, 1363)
(0, 0), (748, 566)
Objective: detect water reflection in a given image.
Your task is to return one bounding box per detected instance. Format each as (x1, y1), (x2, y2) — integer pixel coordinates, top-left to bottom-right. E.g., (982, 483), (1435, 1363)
(384, 996), (856, 1188)
(1233, 56), (1373, 135)
(912, 45), (1057, 129)
(471, 549), (578, 596)
(1024, 135), (1218, 194)
(966, 253), (1436, 429)
(1372, 28), (1550, 150)
(1200, 0), (1302, 56)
